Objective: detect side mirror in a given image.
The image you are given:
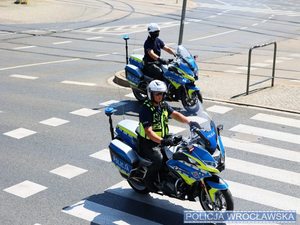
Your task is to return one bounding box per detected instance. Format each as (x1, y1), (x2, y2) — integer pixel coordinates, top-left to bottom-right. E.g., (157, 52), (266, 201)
(217, 124), (223, 135)
(105, 107), (116, 116)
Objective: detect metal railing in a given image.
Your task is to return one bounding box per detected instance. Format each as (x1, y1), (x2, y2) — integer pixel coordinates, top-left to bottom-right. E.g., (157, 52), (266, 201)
(246, 42), (277, 95)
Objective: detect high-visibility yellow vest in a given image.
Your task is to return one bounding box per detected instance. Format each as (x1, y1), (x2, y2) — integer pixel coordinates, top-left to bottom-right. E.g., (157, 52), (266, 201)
(138, 100), (169, 139)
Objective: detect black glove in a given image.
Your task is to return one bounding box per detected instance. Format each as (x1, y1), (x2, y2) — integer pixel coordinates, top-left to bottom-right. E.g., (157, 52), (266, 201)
(189, 121), (201, 130)
(161, 136), (174, 146)
(158, 57), (168, 65)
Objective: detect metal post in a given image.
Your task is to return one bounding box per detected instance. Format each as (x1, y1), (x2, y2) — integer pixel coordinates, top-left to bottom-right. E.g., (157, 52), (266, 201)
(246, 48), (253, 95)
(123, 35), (129, 65)
(271, 42), (277, 87)
(178, 0), (187, 45)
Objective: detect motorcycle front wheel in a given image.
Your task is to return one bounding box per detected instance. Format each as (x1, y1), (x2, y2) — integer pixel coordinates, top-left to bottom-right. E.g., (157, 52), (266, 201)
(132, 88), (147, 102)
(199, 188), (234, 211)
(181, 91), (202, 113)
(127, 179), (149, 194)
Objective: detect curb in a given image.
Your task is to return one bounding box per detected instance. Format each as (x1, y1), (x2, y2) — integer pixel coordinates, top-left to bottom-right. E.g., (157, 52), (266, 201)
(114, 70), (130, 88)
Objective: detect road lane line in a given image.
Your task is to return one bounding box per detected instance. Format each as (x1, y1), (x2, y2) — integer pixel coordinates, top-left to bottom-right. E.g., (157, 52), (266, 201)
(62, 200), (161, 225)
(251, 113), (300, 128)
(9, 74), (39, 80)
(189, 30), (237, 41)
(61, 80), (97, 86)
(230, 124), (300, 145)
(222, 136), (300, 163)
(53, 41), (72, 45)
(86, 36), (103, 40)
(226, 157), (300, 186)
(0, 58), (80, 71)
(13, 46), (36, 50)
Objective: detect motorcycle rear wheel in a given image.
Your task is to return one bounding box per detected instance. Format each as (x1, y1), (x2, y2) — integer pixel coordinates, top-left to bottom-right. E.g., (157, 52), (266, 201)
(132, 88), (147, 102)
(199, 188), (234, 211)
(128, 179), (149, 194)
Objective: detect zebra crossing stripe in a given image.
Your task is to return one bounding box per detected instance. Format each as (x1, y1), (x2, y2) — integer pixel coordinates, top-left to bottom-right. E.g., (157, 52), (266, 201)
(222, 137), (300, 163)
(251, 113), (300, 129)
(227, 180), (300, 213)
(106, 181), (201, 213)
(226, 157), (300, 186)
(230, 124), (300, 145)
(62, 200), (161, 225)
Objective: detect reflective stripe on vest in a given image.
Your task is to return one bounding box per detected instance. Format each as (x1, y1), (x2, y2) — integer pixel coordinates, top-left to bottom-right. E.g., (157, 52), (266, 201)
(138, 100), (169, 139)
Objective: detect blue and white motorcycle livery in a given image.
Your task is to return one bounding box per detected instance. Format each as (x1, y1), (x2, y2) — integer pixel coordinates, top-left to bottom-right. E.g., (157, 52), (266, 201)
(105, 105), (234, 211)
(125, 45), (203, 113)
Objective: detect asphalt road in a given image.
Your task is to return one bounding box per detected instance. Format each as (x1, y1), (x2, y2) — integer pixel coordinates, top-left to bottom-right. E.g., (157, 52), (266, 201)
(0, 0), (299, 224)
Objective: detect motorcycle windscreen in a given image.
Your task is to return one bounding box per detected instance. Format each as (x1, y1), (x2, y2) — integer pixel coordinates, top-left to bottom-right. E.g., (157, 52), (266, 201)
(187, 104), (218, 151)
(176, 45), (198, 73)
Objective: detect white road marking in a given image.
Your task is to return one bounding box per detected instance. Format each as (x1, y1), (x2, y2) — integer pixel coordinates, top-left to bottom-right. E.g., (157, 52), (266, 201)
(107, 181), (201, 213)
(289, 53), (300, 57)
(277, 57), (293, 60)
(265, 59), (283, 63)
(226, 157), (300, 186)
(3, 128), (36, 139)
(251, 113), (300, 128)
(252, 23), (258, 26)
(39, 117), (69, 127)
(0, 58), (80, 71)
(228, 180), (300, 212)
(3, 180), (47, 198)
(70, 108), (100, 117)
(9, 74), (39, 80)
(50, 164), (88, 179)
(224, 70), (242, 74)
(99, 100), (126, 107)
(61, 80), (97, 86)
(53, 41), (72, 45)
(206, 105), (233, 114)
(189, 30), (237, 41)
(96, 53), (110, 57)
(252, 63), (270, 67)
(86, 36), (103, 40)
(222, 136), (300, 163)
(13, 45), (36, 50)
(262, 20), (268, 23)
(240, 27), (248, 30)
(230, 124), (300, 145)
(90, 149), (111, 162)
(62, 200), (161, 225)
(237, 66), (257, 71)
(125, 93), (135, 98)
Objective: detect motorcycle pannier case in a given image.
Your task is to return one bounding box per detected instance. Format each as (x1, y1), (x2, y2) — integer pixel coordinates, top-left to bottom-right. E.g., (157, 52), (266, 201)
(109, 139), (138, 178)
(125, 64), (143, 87)
(115, 119), (138, 149)
(129, 54), (144, 69)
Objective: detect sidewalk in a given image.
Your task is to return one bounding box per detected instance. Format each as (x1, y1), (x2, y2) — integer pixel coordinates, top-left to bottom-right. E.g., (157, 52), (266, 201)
(115, 38), (300, 114)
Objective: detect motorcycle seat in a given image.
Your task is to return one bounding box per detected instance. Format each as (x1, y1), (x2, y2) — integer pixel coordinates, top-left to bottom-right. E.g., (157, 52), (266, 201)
(137, 154), (152, 167)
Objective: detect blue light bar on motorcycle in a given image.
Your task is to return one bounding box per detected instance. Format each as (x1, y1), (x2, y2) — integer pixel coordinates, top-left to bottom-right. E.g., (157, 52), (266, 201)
(105, 107), (116, 116)
(123, 34), (129, 40)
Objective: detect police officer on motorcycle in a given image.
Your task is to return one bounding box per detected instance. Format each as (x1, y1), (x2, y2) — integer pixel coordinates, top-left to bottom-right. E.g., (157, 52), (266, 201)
(137, 80), (197, 192)
(143, 23), (176, 81)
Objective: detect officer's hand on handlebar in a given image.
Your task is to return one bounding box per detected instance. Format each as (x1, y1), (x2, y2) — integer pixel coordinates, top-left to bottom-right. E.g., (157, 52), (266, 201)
(189, 121), (201, 130)
(173, 135), (182, 145)
(161, 136), (175, 146)
(158, 57), (168, 65)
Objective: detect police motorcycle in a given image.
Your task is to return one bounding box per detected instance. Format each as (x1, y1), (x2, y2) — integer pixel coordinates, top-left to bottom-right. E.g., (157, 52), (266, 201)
(105, 105), (234, 211)
(124, 44), (203, 114)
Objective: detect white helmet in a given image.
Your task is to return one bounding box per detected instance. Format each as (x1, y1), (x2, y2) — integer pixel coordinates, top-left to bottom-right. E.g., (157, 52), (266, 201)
(147, 80), (167, 101)
(147, 23), (160, 33)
